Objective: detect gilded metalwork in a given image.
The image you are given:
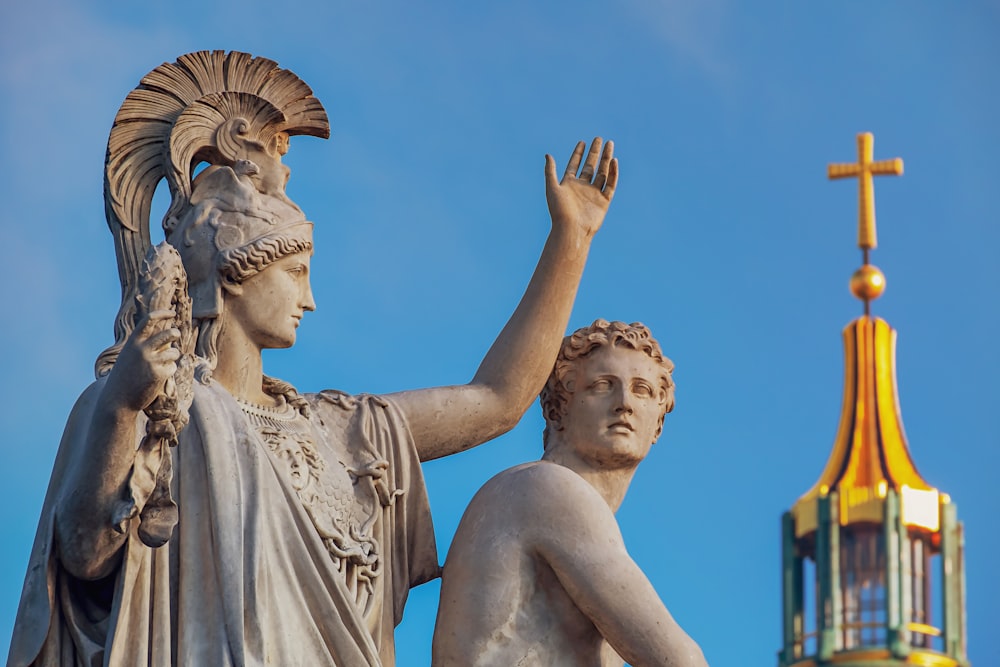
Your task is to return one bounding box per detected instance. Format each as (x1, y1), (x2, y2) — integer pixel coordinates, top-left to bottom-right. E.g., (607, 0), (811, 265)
(850, 264), (886, 302)
(778, 133), (968, 667)
(791, 317), (941, 537)
(907, 652), (960, 667)
(828, 133), (903, 251)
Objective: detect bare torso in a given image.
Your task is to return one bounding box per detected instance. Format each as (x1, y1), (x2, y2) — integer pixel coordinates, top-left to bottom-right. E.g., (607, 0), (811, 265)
(433, 462), (625, 667)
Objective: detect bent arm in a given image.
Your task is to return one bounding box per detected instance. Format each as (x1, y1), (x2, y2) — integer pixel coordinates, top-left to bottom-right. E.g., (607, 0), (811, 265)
(392, 139), (618, 461)
(55, 382), (141, 579)
(55, 312), (180, 580)
(534, 474), (708, 667)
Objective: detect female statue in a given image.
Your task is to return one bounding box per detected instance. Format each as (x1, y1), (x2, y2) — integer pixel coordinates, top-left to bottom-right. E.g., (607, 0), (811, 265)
(8, 51), (618, 666)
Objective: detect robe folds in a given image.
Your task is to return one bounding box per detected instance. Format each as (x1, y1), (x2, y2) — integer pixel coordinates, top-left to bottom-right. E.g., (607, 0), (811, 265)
(9, 378), (440, 666)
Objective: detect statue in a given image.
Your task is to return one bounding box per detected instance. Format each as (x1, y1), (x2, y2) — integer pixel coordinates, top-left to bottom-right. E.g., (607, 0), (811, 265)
(7, 51), (618, 666)
(432, 320), (708, 667)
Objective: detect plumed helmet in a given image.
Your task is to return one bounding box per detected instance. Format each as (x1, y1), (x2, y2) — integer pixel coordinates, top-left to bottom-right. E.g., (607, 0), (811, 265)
(169, 160), (313, 320)
(97, 51), (329, 376)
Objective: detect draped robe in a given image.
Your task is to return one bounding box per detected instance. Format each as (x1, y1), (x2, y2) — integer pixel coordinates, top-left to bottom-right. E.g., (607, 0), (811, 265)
(8, 378), (439, 666)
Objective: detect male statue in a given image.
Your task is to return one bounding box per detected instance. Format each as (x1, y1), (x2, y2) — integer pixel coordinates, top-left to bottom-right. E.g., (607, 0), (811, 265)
(8, 51), (617, 666)
(433, 320), (708, 667)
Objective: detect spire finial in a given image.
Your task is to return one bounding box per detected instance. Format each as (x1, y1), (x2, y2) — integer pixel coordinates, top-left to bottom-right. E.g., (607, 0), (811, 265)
(828, 132), (903, 314)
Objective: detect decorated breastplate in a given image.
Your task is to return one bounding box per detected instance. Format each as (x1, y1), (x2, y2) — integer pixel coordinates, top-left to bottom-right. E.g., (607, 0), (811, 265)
(238, 396), (380, 608)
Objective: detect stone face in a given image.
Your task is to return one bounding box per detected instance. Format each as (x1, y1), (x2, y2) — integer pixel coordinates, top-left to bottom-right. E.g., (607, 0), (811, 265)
(433, 320), (709, 667)
(8, 51), (621, 666)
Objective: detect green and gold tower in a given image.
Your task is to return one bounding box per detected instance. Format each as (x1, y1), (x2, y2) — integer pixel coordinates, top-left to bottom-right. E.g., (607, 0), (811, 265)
(778, 134), (969, 667)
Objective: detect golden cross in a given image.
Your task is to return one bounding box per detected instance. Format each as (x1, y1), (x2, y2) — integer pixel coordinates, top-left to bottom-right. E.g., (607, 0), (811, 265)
(828, 132), (903, 251)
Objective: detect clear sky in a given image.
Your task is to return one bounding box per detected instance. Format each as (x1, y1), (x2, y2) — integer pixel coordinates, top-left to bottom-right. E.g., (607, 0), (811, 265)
(1, 2), (997, 665)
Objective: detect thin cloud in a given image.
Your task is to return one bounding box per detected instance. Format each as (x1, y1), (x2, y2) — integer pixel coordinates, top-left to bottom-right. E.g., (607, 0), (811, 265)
(624, 0), (735, 87)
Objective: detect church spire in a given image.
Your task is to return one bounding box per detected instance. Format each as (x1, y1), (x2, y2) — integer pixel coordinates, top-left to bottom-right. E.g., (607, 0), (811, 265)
(778, 133), (969, 667)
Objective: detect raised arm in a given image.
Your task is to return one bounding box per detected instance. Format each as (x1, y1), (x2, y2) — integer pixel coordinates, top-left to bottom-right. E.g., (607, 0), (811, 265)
(391, 138), (618, 461)
(532, 468), (708, 667)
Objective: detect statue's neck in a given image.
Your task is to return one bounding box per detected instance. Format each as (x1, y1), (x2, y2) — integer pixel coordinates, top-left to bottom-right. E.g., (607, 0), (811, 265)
(212, 325), (274, 407)
(541, 445), (638, 512)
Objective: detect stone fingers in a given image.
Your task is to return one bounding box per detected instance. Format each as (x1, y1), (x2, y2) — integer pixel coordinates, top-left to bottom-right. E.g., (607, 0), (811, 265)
(563, 141), (587, 182)
(577, 137), (604, 182)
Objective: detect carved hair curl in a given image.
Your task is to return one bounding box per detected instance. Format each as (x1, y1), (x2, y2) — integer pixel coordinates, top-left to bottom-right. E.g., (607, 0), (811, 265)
(540, 319), (675, 449)
(218, 233), (313, 284)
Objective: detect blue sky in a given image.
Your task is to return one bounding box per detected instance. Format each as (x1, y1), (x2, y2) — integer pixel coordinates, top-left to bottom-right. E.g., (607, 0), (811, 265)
(1, 2), (997, 665)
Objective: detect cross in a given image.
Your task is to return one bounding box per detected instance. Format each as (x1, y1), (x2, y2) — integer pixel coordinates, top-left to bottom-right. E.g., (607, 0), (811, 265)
(828, 132), (903, 253)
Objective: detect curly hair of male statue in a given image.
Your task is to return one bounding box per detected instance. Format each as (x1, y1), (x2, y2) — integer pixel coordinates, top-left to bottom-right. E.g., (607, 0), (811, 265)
(540, 319), (675, 449)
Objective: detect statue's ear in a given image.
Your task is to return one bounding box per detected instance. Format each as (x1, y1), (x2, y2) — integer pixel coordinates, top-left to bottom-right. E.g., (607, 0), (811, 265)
(220, 275), (243, 297)
(562, 370), (577, 395)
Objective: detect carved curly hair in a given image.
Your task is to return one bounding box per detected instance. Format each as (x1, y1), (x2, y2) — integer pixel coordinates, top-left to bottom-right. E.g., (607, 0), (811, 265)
(540, 319), (675, 449)
(218, 234), (313, 285)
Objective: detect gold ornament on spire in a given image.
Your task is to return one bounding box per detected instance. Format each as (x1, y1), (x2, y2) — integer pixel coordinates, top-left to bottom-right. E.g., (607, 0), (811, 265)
(828, 132), (903, 251)
(794, 131), (940, 536)
(828, 132), (903, 314)
(791, 316), (942, 538)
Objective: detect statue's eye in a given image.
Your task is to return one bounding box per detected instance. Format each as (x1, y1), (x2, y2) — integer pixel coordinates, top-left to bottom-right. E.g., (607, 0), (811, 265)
(633, 382), (654, 397)
(590, 379), (612, 391)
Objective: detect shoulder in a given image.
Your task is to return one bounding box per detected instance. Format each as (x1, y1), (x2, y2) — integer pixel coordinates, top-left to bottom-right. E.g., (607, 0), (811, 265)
(68, 377), (106, 414)
(474, 462), (615, 534)
(500, 461), (605, 502)
(61, 375), (114, 432)
(304, 389), (398, 419)
(303, 391), (421, 468)
(486, 460), (582, 491)
(477, 461), (573, 498)
(307, 388), (359, 411)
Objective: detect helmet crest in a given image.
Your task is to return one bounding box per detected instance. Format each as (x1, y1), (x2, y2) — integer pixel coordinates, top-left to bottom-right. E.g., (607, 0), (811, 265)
(98, 51), (329, 376)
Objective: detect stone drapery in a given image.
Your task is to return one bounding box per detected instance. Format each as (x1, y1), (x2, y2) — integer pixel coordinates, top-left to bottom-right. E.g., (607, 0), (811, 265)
(9, 379), (438, 666)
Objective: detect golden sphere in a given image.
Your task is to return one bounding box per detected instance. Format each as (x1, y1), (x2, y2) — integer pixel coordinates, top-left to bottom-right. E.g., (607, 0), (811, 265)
(850, 264), (886, 301)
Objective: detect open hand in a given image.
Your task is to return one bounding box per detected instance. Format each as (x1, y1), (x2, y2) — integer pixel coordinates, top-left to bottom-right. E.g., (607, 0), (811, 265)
(545, 138), (618, 239)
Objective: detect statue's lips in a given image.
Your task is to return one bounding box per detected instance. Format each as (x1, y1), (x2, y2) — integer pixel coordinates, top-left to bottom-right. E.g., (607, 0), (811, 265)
(607, 420), (634, 433)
